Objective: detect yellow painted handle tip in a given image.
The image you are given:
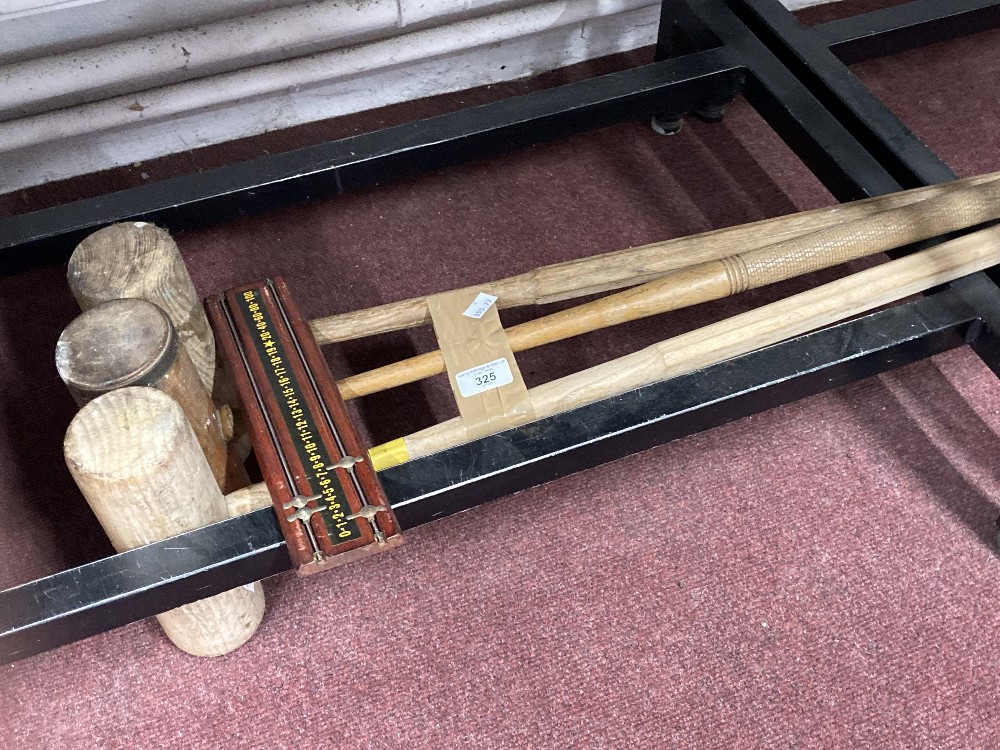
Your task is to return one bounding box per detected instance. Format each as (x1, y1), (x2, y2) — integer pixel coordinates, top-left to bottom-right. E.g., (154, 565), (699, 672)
(368, 438), (410, 472)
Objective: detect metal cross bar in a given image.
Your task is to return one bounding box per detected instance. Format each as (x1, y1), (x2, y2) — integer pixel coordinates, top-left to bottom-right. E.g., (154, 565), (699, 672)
(0, 47), (744, 269)
(816, 0), (1000, 65)
(723, 0), (1000, 359)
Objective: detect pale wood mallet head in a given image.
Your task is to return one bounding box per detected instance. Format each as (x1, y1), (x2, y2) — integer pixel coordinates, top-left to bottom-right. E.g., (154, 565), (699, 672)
(55, 297), (238, 491)
(64, 386), (265, 657)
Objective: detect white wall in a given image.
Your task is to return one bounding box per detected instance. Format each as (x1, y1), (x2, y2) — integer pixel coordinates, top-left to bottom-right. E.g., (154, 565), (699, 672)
(0, 0), (308, 63)
(0, 0), (840, 194)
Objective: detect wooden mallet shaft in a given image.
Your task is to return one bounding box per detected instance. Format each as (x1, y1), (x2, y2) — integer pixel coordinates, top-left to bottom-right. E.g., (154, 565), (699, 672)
(379, 223), (1000, 465)
(339, 176), (1000, 399)
(311, 171), (1000, 345)
(224, 221), (1000, 510)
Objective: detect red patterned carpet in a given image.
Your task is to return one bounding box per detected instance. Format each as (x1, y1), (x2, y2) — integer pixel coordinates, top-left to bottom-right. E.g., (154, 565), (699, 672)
(3, 2), (1000, 747)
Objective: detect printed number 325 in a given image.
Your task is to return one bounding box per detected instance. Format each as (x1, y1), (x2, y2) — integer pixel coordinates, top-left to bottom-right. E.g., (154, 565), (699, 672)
(475, 372), (497, 386)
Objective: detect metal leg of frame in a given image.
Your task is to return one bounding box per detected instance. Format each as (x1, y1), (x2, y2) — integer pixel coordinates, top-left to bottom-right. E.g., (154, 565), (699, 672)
(675, 0), (901, 200)
(651, 1), (739, 132)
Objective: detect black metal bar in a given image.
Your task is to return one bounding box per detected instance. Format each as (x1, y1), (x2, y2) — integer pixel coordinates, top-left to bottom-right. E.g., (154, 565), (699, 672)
(656, 0), (722, 60)
(0, 285), (977, 664)
(675, 0), (900, 201)
(816, 0), (1000, 65)
(655, 0), (682, 60)
(724, 0), (956, 189)
(0, 510), (290, 664)
(0, 47), (743, 269)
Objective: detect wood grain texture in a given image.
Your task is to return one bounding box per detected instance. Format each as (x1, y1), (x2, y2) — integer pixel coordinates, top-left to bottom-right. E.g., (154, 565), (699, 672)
(338, 178), (1000, 399)
(310, 172), (1000, 344)
(64, 387), (265, 656)
(393, 224), (1000, 462)
(56, 299), (240, 492)
(67, 221), (216, 392)
(725, 177), (1000, 291)
(338, 264), (731, 399)
(226, 482), (271, 517)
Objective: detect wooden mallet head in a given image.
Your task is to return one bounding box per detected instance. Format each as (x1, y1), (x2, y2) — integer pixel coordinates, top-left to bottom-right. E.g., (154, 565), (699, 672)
(67, 222), (216, 392)
(64, 386), (264, 656)
(55, 297), (239, 492)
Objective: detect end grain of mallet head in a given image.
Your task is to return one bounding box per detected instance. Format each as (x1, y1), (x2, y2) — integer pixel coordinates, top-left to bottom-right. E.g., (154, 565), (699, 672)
(56, 298), (232, 491)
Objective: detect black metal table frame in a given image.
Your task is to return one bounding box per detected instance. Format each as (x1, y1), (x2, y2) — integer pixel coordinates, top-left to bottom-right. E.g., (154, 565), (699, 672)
(3, 0), (1000, 664)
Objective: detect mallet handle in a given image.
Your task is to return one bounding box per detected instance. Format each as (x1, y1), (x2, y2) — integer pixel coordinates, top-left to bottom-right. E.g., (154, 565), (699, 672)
(224, 222), (1000, 497)
(391, 224), (1000, 463)
(338, 178), (1000, 399)
(311, 172), (1000, 345)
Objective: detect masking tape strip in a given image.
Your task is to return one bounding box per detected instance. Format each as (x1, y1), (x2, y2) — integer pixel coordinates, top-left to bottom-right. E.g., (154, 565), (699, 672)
(427, 289), (535, 441)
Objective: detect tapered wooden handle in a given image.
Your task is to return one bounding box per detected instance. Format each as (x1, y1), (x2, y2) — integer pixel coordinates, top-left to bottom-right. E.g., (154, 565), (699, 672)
(64, 387), (265, 656)
(724, 177), (1000, 292)
(386, 224), (1000, 463)
(338, 178), (1000, 400)
(337, 263), (732, 399)
(311, 172), (1000, 344)
(225, 482), (272, 517)
(222, 192), (1000, 510)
